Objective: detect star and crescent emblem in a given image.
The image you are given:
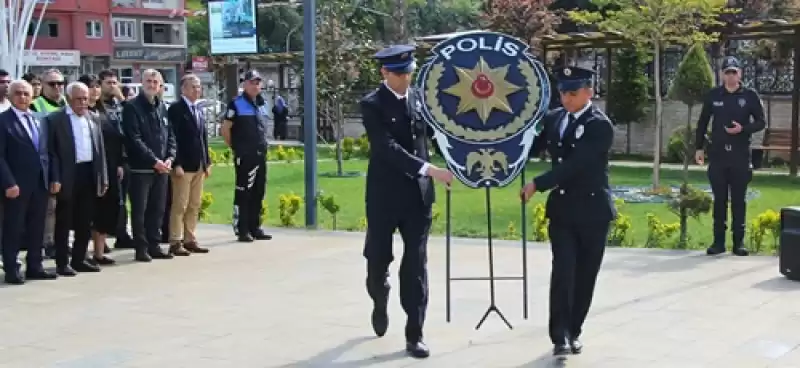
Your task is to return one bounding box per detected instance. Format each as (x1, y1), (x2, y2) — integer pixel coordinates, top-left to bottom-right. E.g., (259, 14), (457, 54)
(415, 31), (551, 188)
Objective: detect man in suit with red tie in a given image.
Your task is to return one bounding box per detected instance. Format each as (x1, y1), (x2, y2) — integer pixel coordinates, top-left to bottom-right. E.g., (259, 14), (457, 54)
(0, 80), (59, 284)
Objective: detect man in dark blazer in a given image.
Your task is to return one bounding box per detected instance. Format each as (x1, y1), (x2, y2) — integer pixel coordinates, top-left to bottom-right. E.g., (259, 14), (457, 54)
(521, 66), (616, 357)
(0, 80), (59, 284)
(166, 74), (211, 255)
(48, 82), (109, 275)
(361, 45), (454, 359)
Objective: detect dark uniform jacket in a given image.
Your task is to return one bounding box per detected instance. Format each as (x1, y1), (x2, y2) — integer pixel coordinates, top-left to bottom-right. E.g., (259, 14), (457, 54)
(361, 84), (434, 210)
(532, 105), (616, 224)
(121, 93), (176, 173)
(226, 94), (269, 156)
(695, 85), (766, 164)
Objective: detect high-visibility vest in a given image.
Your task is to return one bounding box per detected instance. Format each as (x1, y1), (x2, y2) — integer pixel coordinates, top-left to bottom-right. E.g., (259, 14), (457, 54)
(32, 96), (62, 113)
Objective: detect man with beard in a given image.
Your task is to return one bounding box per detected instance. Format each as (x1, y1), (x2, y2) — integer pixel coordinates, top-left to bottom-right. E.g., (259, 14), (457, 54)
(121, 69), (176, 262)
(97, 70), (135, 250)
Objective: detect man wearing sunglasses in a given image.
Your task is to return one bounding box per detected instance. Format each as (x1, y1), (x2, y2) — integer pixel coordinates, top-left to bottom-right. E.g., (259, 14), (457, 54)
(694, 56), (766, 257)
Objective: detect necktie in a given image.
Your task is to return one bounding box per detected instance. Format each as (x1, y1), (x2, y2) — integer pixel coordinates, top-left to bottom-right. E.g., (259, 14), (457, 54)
(24, 114), (39, 150)
(192, 105), (203, 129)
(561, 113), (574, 139)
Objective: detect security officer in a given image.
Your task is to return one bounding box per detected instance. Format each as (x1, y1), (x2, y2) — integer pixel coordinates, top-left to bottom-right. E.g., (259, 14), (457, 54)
(694, 56), (765, 257)
(361, 45), (453, 359)
(221, 70), (272, 243)
(521, 66), (615, 357)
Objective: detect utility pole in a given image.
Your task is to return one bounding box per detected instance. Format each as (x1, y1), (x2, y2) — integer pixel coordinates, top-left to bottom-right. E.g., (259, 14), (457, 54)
(303, 0), (319, 228)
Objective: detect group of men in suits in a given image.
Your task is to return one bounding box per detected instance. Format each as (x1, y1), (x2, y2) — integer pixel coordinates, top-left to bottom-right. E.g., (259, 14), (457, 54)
(0, 69), (213, 284)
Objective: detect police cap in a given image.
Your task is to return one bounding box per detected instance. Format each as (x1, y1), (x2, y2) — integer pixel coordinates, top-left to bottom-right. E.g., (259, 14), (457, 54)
(553, 66), (595, 92)
(374, 45), (416, 74)
(721, 56), (741, 72)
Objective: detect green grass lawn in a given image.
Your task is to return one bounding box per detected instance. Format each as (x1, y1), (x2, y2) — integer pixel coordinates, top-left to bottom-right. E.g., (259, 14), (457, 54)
(201, 159), (797, 252)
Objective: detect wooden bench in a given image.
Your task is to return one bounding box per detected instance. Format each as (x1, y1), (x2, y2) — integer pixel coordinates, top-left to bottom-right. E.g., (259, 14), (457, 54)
(752, 128), (795, 163)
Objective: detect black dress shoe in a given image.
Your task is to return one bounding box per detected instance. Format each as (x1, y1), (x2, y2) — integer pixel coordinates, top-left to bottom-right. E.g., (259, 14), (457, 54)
(92, 256), (116, 265)
(56, 265), (77, 277)
(371, 300), (389, 337)
(251, 230), (272, 240)
(4, 271), (24, 285)
(405, 341), (430, 358)
(732, 247), (749, 256)
(706, 244), (725, 255)
(237, 234), (254, 242)
(135, 250), (152, 262)
(71, 260), (101, 272)
(569, 338), (583, 354)
(149, 247), (174, 259)
(25, 268), (57, 280)
(553, 343), (571, 356)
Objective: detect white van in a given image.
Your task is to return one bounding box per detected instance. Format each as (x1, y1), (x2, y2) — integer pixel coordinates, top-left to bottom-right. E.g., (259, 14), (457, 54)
(123, 82), (177, 103)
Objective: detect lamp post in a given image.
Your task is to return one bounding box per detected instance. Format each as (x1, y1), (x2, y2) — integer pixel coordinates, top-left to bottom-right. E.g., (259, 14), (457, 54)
(303, 0), (318, 228)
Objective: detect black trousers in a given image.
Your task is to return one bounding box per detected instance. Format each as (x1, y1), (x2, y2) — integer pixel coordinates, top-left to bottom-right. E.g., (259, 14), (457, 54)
(707, 163), (752, 247)
(115, 166), (132, 241)
(2, 182), (48, 272)
(548, 220), (609, 345)
(54, 164), (95, 267)
(233, 153), (266, 236)
(273, 120), (288, 140)
(129, 172), (168, 251)
(161, 178), (172, 241)
(363, 201), (431, 342)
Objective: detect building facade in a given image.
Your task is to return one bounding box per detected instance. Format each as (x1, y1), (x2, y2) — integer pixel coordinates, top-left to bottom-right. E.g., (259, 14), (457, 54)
(110, 0), (188, 86)
(26, 0), (113, 78)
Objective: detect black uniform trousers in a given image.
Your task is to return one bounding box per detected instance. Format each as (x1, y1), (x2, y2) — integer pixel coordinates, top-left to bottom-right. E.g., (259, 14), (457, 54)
(707, 159), (752, 246)
(2, 181), (48, 272)
(548, 220), (609, 345)
(161, 178), (172, 242)
(364, 201), (430, 342)
(115, 166), (133, 242)
(233, 152), (266, 236)
(129, 172), (168, 250)
(54, 163), (95, 267)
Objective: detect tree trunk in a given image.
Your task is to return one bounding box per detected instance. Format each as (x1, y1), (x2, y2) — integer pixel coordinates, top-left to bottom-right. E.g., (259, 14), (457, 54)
(335, 102), (344, 176)
(626, 122), (632, 154)
(392, 0), (408, 43)
(679, 104), (693, 248)
(652, 44), (663, 189)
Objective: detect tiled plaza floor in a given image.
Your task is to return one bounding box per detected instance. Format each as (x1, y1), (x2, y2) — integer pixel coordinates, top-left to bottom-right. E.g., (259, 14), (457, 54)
(1, 225), (799, 367)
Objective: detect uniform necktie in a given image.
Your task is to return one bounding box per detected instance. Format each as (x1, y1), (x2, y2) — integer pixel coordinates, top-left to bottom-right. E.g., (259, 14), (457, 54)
(193, 105), (203, 129)
(24, 114), (39, 150)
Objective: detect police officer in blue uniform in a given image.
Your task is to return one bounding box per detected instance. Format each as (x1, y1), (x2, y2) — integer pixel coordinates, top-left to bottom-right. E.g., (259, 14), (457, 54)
(521, 66), (615, 357)
(694, 56), (765, 257)
(361, 45), (453, 359)
(221, 70), (272, 242)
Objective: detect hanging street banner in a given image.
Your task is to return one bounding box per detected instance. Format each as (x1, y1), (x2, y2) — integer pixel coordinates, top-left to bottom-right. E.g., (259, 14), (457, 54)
(415, 31), (551, 188)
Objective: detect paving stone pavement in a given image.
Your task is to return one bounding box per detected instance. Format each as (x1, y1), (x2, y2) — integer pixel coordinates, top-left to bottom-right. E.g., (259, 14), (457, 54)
(1, 224), (800, 368)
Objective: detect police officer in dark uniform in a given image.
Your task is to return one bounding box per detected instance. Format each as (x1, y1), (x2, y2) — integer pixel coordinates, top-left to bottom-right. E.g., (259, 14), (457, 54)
(521, 66), (616, 357)
(221, 70), (272, 243)
(361, 45), (453, 359)
(694, 56), (765, 257)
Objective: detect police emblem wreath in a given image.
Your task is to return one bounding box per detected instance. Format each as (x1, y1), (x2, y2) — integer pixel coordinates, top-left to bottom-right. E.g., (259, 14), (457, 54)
(415, 31), (551, 188)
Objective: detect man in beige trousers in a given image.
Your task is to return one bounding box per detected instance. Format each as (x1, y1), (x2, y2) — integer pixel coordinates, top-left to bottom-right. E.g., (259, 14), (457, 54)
(166, 74), (210, 255)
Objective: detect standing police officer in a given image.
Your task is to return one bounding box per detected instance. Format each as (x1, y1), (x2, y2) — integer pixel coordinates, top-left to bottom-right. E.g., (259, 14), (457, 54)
(694, 56), (765, 257)
(361, 45), (453, 359)
(521, 66), (615, 357)
(221, 70), (272, 243)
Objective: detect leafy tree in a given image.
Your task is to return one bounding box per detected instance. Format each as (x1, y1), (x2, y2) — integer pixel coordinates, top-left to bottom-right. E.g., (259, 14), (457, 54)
(407, 0), (481, 36)
(187, 16), (210, 56)
(257, 6), (304, 52)
(570, 0), (727, 188)
(667, 43), (714, 247)
(482, 0), (561, 53)
(315, 0), (375, 176)
(607, 47), (650, 154)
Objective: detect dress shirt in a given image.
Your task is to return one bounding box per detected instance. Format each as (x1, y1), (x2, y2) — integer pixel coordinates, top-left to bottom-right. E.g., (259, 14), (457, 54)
(383, 81), (429, 177)
(559, 101), (592, 139)
(11, 106), (39, 142)
(182, 96), (202, 127)
(66, 106), (93, 163)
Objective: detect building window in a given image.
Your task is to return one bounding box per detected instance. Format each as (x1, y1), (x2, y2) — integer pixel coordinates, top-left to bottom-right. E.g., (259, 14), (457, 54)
(142, 0), (166, 8)
(115, 68), (134, 84)
(85, 20), (103, 39)
(113, 19), (136, 42)
(142, 22), (182, 46)
(28, 19), (59, 38)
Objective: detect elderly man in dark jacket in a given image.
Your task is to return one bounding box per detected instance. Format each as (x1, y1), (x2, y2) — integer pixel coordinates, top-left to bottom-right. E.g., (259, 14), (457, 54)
(121, 69), (176, 262)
